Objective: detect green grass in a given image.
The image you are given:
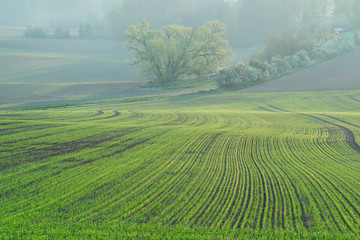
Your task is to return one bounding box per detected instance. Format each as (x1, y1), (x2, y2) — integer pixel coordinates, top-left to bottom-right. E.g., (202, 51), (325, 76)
(1, 90), (360, 239)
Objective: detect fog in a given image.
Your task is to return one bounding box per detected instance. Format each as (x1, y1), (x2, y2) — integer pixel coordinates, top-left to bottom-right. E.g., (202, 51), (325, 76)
(1, 0), (359, 47)
(0, 0), (359, 61)
(0, 0), (119, 27)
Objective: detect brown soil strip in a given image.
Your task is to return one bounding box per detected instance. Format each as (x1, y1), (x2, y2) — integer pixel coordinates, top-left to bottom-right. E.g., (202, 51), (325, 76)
(239, 48), (360, 93)
(1, 129), (131, 170)
(0, 122), (21, 126)
(304, 114), (360, 154)
(249, 140), (267, 230)
(171, 134), (223, 225)
(260, 141), (279, 230)
(311, 128), (360, 174)
(236, 164), (254, 229)
(272, 139), (302, 231)
(286, 131), (351, 232)
(78, 110), (105, 119)
(205, 138), (236, 227)
(99, 111), (121, 120)
(163, 113), (189, 126)
(103, 138), (151, 159)
(258, 107), (275, 112)
(218, 137), (246, 229)
(126, 134), (217, 221)
(320, 114), (360, 129)
(348, 95), (360, 103)
(314, 169), (360, 223)
(265, 141), (285, 230)
(192, 138), (231, 226)
(94, 110), (104, 116)
(0, 124), (65, 137)
(126, 133), (210, 196)
(229, 139), (251, 228)
(268, 105), (290, 112)
(79, 111), (120, 122)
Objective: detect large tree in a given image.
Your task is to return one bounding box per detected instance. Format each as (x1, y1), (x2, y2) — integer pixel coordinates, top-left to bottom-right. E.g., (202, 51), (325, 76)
(125, 20), (233, 85)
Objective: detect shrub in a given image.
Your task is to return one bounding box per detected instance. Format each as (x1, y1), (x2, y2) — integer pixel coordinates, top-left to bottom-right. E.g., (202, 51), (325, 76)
(268, 50), (310, 78)
(249, 60), (270, 79)
(269, 55), (292, 77)
(286, 54), (301, 69)
(294, 50), (310, 66)
(212, 68), (239, 88)
(310, 37), (353, 59)
(213, 62), (264, 88)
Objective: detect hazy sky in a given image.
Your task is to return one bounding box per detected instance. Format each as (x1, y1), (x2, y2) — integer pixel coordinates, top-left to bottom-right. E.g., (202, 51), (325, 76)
(0, 0), (120, 27)
(0, 0), (243, 28)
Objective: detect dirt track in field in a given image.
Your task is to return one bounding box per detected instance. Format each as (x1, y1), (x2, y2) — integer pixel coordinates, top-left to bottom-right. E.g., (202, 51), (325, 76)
(239, 48), (360, 92)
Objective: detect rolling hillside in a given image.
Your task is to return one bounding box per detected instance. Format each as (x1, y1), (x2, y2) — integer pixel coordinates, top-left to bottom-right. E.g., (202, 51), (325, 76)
(1, 91), (360, 239)
(1, 35), (360, 239)
(240, 48), (360, 92)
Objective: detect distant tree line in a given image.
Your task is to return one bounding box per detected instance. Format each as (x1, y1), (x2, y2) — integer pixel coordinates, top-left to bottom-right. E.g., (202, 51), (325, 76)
(24, 23), (94, 39)
(107, 0), (360, 47)
(0, 0), (108, 28)
(9, 0), (360, 46)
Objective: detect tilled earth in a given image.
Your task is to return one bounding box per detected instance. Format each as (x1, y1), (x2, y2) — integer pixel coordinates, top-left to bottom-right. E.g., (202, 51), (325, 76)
(240, 48), (360, 92)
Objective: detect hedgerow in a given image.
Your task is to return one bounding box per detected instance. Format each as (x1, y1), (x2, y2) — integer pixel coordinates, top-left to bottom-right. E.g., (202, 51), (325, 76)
(214, 33), (354, 89)
(212, 62), (265, 89)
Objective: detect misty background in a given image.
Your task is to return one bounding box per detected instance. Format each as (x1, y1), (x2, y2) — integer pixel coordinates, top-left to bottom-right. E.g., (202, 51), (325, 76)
(1, 0), (360, 47)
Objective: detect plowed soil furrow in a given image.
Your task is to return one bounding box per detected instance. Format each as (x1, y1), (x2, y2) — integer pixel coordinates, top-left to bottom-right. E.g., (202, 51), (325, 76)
(265, 140), (286, 229)
(304, 114), (360, 154)
(268, 105), (289, 112)
(311, 131), (360, 174)
(348, 95), (360, 103)
(121, 135), (204, 206)
(221, 137), (247, 229)
(0, 124), (64, 137)
(206, 137), (237, 227)
(321, 114), (360, 129)
(173, 137), (224, 225)
(284, 135), (351, 232)
(97, 111), (121, 120)
(166, 141), (218, 224)
(258, 140), (279, 230)
(1, 129), (132, 170)
(165, 134), (222, 224)
(258, 107), (275, 112)
(273, 139), (303, 231)
(158, 135), (221, 213)
(192, 137), (231, 226)
(249, 139), (267, 230)
(0, 122), (21, 126)
(125, 134), (214, 220)
(231, 160), (251, 229)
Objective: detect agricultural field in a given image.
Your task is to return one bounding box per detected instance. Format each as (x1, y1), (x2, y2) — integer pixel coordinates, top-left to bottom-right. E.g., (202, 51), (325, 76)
(0, 37), (150, 108)
(0, 36), (254, 110)
(1, 90), (360, 239)
(240, 47), (360, 93)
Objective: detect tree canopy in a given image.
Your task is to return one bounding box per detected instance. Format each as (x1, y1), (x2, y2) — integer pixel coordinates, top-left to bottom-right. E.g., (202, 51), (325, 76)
(125, 20), (233, 85)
